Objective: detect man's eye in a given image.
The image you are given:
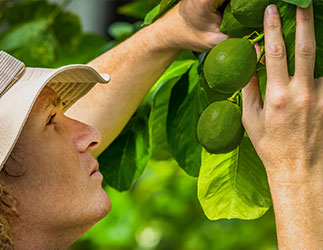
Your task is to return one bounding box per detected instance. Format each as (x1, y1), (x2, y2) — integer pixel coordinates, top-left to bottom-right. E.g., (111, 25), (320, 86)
(47, 113), (57, 125)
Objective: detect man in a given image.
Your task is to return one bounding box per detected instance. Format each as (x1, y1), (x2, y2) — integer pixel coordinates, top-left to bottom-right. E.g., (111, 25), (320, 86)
(0, 1), (321, 250)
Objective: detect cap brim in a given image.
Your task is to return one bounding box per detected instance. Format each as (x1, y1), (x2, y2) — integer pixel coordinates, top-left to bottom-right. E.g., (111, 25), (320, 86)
(0, 64), (110, 170)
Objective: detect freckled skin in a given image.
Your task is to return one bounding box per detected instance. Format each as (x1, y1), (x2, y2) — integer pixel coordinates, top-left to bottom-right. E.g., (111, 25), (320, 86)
(0, 86), (111, 250)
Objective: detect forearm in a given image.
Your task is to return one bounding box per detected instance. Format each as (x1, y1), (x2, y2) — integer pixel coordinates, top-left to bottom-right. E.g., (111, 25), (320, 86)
(65, 0), (229, 157)
(267, 168), (323, 250)
(66, 9), (182, 157)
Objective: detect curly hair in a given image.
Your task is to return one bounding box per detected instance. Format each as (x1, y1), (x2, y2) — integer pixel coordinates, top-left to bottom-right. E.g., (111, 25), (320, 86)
(0, 183), (19, 250)
(0, 150), (21, 250)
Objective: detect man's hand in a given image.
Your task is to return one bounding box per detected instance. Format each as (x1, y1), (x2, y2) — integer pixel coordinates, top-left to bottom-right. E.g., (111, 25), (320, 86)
(242, 3), (322, 182)
(242, 3), (323, 250)
(154, 0), (228, 52)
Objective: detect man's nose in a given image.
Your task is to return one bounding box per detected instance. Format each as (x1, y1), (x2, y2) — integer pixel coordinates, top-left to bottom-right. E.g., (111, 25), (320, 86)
(71, 119), (102, 153)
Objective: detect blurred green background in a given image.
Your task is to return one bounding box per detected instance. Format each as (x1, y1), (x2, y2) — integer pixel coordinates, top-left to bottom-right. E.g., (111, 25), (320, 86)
(0, 0), (277, 249)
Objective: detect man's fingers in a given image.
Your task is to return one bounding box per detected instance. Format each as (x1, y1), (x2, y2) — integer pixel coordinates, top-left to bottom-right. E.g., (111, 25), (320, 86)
(242, 73), (263, 136)
(242, 43), (263, 119)
(264, 5), (290, 86)
(316, 78), (323, 96)
(242, 43), (263, 137)
(242, 74), (263, 112)
(294, 3), (316, 83)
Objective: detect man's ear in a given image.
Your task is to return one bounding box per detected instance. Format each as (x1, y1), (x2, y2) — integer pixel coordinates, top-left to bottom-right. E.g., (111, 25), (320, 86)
(2, 147), (28, 177)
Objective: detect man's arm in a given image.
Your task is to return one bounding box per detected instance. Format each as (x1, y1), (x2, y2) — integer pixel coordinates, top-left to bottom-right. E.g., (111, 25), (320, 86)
(66, 0), (228, 157)
(267, 174), (323, 249)
(242, 3), (323, 249)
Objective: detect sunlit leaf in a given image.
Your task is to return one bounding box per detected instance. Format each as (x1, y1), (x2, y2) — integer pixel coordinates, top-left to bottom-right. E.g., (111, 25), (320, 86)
(142, 0), (179, 26)
(198, 136), (272, 220)
(143, 4), (160, 26)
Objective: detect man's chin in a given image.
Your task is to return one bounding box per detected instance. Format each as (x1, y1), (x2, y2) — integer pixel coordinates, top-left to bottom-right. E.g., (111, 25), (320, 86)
(103, 193), (112, 217)
(96, 190), (112, 220)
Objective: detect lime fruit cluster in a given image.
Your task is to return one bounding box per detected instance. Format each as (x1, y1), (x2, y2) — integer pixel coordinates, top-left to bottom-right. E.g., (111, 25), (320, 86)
(203, 38), (257, 93)
(197, 100), (244, 154)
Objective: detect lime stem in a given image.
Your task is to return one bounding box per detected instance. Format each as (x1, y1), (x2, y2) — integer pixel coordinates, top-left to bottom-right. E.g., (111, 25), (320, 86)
(244, 31), (260, 40)
(228, 91), (241, 103)
(250, 33), (265, 45)
(238, 92), (242, 109)
(257, 47), (266, 64)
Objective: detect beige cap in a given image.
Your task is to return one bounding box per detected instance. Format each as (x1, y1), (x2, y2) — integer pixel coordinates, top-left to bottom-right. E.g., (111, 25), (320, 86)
(0, 51), (110, 170)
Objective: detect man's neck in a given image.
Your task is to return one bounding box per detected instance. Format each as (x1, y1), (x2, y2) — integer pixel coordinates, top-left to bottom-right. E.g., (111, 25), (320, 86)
(10, 219), (90, 250)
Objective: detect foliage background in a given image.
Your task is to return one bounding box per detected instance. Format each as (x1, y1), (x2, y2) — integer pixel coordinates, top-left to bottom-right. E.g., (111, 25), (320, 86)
(0, 0), (278, 249)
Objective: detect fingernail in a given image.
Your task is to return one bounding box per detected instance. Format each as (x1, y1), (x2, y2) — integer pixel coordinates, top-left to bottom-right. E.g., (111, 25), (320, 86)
(266, 4), (278, 16)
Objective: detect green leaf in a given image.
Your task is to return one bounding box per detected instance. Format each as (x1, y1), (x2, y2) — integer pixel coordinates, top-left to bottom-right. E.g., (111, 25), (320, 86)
(52, 10), (82, 50)
(98, 52), (195, 191)
(256, 63), (267, 101)
(282, 0), (312, 8)
(99, 105), (151, 192)
(167, 67), (209, 176)
(198, 136), (272, 220)
(107, 22), (142, 47)
(220, 3), (262, 38)
(277, 1), (323, 77)
(0, 0), (55, 26)
(313, 3), (323, 78)
(108, 22), (135, 39)
(149, 58), (196, 160)
(159, 0), (179, 14)
(142, 0), (179, 26)
(143, 4), (160, 26)
(0, 18), (56, 67)
(277, 2), (297, 76)
(53, 33), (108, 67)
(118, 0), (159, 19)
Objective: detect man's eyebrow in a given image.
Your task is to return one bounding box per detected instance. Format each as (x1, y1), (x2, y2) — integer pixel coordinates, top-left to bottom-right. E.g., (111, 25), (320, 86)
(43, 96), (62, 112)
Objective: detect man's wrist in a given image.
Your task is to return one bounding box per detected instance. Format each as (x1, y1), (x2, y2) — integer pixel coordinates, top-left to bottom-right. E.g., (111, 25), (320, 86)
(265, 161), (322, 209)
(266, 161), (323, 249)
(265, 160), (322, 186)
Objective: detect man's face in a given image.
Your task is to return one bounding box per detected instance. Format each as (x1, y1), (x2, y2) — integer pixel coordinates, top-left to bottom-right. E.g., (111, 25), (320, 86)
(0, 86), (111, 237)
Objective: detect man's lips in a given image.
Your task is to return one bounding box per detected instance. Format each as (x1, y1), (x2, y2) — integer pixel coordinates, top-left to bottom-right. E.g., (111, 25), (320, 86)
(90, 161), (99, 175)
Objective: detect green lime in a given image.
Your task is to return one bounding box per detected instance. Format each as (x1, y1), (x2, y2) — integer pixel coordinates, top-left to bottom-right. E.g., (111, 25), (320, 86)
(204, 38), (257, 93)
(231, 0), (270, 28)
(197, 100), (244, 154)
(200, 75), (232, 103)
(220, 4), (261, 38)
